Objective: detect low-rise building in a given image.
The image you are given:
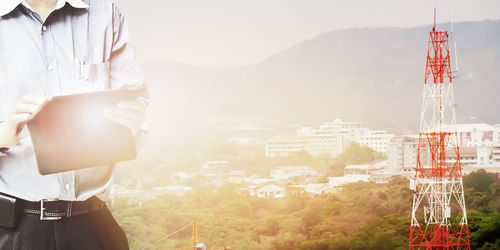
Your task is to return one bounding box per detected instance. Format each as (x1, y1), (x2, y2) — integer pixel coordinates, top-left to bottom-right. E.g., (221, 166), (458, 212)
(344, 164), (369, 175)
(257, 184), (287, 198)
(229, 137), (261, 146)
(270, 166), (318, 179)
(462, 164), (500, 176)
(345, 160), (387, 175)
(328, 175), (370, 188)
(202, 161), (229, 176)
(169, 171), (194, 181)
(305, 183), (334, 195)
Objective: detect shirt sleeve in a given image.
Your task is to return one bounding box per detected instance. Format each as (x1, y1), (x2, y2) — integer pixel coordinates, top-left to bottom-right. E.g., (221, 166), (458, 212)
(109, 3), (150, 149)
(109, 3), (144, 89)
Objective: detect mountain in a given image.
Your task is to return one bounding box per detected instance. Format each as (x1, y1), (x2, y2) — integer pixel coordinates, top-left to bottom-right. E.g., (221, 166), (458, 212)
(143, 20), (500, 143)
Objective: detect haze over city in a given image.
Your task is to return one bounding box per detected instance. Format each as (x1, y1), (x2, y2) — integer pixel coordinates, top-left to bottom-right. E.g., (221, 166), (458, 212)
(117, 0), (500, 68)
(104, 2), (500, 249)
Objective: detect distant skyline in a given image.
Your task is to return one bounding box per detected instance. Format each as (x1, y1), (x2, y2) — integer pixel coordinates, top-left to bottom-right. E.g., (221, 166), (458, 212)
(116, 0), (500, 68)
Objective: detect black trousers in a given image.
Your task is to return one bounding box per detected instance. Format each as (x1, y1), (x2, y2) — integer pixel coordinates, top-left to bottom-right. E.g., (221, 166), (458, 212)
(0, 206), (129, 250)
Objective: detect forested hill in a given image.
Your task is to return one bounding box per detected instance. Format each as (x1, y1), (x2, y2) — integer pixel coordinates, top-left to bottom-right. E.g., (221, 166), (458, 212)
(112, 171), (500, 249)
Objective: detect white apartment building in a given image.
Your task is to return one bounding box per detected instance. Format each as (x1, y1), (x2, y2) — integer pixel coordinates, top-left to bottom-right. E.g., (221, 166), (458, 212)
(493, 145), (500, 163)
(265, 136), (307, 157)
(306, 131), (343, 157)
(454, 123), (495, 147)
(268, 119), (390, 158)
(298, 119), (369, 158)
(445, 123), (500, 165)
(388, 135), (419, 172)
(446, 147), (493, 165)
(356, 130), (395, 155)
(494, 124), (500, 144)
(493, 124), (500, 163)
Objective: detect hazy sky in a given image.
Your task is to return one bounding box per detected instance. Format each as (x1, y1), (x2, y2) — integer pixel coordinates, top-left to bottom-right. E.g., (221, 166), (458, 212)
(115, 0), (500, 68)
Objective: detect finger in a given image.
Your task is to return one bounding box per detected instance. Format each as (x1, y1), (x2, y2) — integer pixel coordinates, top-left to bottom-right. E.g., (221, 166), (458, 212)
(20, 95), (46, 106)
(16, 122), (26, 135)
(18, 126), (29, 140)
(117, 100), (145, 113)
(14, 103), (39, 114)
(10, 113), (31, 124)
(124, 84), (146, 92)
(102, 111), (139, 132)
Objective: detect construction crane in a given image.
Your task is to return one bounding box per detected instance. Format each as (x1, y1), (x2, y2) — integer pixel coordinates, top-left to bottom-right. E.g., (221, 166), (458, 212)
(144, 221), (207, 250)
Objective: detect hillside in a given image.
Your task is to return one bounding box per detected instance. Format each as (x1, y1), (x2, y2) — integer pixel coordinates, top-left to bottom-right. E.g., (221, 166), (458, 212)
(143, 20), (500, 143)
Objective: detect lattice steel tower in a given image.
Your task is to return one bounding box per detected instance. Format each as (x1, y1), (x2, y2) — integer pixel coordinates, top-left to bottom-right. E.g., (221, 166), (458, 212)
(409, 10), (471, 249)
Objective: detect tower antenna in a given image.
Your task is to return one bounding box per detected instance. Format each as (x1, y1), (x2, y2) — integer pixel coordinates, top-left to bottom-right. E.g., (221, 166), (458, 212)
(409, 8), (470, 250)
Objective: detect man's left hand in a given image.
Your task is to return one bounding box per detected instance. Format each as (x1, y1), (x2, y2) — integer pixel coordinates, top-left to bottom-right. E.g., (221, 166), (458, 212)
(103, 99), (145, 134)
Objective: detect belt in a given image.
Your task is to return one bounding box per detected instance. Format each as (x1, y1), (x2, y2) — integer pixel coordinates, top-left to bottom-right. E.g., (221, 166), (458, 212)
(20, 196), (105, 220)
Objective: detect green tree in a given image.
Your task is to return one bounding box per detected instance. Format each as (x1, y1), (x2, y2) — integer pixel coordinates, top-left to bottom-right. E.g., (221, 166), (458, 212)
(464, 169), (496, 193)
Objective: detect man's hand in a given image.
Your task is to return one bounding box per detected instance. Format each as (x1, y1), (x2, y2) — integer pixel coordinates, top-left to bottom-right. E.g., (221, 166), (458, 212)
(0, 95), (46, 148)
(103, 99), (145, 135)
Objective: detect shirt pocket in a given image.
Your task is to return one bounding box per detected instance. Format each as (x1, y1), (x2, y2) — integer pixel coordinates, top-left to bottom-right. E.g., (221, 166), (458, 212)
(62, 61), (110, 95)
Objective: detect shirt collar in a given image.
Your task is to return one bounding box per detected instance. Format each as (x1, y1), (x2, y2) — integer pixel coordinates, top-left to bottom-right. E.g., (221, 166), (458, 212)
(0, 0), (88, 17)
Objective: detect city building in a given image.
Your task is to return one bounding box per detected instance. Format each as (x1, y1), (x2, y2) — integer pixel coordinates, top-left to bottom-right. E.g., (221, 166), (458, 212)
(305, 131), (342, 157)
(229, 137), (261, 146)
(343, 160), (406, 184)
(344, 164), (369, 175)
(493, 124), (500, 163)
(256, 184), (287, 198)
(453, 123), (496, 147)
(305, 183), (334, 195)
(201, 161), (229, 176)
(265, 136), (307, 157)
(445, 146), (493, 165)
(388, 135), (419, 172)
(462, 164), (500, 176)
(298, 119), (370, 158)
(344, 160), (387, 175)
(270, 166), (318, 179)
(170, 171), (194, 179)
(328, 175), (370, 189)
(493, 145), (500, 163)
(356, 130), (395, 154)
(494, 124), (500, 145)
(268, 119), (385, 158)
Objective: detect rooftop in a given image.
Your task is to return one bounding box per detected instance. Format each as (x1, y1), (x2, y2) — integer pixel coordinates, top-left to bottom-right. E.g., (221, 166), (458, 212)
(267, 135), (307, 143)
(276, 166), (314, 171)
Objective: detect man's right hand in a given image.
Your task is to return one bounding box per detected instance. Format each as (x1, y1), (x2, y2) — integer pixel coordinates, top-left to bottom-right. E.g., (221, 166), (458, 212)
(0, 95), (46, 149)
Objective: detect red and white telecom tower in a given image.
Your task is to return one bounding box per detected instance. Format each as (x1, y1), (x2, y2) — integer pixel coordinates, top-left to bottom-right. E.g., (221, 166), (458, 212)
(409, 10), (471, 249)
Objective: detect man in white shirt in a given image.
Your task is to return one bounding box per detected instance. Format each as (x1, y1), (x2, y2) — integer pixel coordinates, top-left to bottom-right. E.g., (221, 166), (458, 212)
(0, 0), (147, 249)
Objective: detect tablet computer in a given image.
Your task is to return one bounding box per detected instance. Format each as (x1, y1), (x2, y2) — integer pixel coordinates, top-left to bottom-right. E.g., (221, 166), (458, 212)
(27, 87), (145, 175)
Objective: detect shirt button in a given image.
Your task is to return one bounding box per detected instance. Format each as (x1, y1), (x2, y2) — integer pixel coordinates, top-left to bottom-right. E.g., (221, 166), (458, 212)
(65, 184), (70, 191)
(42, 25), (47, 31)
(48, 64), (55, 71)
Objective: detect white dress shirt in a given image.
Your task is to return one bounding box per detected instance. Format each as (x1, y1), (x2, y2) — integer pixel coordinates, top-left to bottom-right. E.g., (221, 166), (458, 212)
(0, 0), (146, 201)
